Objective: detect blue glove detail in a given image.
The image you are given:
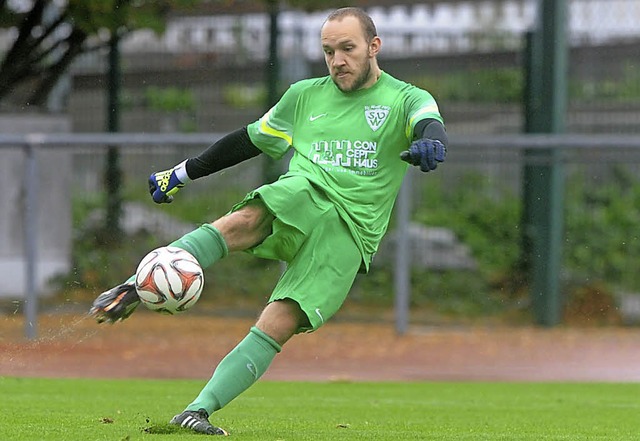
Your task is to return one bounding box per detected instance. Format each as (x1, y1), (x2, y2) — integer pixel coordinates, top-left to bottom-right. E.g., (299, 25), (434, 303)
(149, 167), (185, 204)
(400, 139), (446, 172)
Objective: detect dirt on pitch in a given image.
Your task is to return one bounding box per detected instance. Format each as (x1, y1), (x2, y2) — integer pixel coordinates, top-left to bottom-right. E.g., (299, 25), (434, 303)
(1, 305), (640, 382)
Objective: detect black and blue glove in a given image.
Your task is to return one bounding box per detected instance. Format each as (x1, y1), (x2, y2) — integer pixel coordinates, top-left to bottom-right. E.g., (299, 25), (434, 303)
(148, 160), (189, 204)
(400, 138), (446, 172)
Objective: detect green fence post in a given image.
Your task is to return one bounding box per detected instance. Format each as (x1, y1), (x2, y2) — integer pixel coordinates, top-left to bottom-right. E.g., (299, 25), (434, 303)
(522, 0), (568, 326)
(262, 0), (282, 185)
(105, 28), (122, 238)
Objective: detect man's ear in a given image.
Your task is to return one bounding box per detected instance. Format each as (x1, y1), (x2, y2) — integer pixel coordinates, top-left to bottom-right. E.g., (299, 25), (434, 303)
(369, 36), (382, 57)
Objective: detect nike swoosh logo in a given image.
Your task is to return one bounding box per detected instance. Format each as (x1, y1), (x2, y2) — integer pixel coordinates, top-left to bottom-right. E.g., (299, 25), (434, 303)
(315, 308), (324, 324)
(309, 113), (327, 122)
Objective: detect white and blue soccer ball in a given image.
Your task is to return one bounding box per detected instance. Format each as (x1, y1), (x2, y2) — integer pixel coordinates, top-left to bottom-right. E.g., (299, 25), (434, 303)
(135, 246), (203, 314)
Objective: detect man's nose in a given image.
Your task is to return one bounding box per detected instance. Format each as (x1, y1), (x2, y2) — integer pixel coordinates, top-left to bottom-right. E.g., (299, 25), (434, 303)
(332, 51), (346, 66)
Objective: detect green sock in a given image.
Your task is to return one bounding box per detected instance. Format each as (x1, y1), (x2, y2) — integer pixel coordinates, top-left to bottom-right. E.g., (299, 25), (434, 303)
(186, 326), (282, 414)
(124, 224), (228, 284)
(169, 224), (228, 268)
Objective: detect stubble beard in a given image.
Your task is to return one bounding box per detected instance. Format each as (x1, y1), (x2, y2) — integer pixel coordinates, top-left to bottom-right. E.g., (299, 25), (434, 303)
(333, 61), (372, 93)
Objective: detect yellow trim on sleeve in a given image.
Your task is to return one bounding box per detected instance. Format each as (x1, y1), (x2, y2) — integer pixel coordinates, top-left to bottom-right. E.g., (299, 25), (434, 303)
(260, 108), (293, 146)
(405, 104), (441, 138)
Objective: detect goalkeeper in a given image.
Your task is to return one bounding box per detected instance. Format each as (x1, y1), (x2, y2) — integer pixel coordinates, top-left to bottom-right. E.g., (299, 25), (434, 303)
(91, 7), (447, 436)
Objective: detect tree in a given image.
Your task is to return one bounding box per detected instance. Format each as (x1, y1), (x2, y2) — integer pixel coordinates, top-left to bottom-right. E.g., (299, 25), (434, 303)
(1, 0), (344, 237)
(0, 0), (354, 109)
(0, 0), (198, 108)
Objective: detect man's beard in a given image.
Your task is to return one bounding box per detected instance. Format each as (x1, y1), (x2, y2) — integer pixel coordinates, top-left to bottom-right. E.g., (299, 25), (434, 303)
(334, 62), (372, 92)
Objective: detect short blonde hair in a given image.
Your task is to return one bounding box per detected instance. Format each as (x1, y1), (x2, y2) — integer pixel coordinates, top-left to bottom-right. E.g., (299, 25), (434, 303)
(325, 7), (378, 43)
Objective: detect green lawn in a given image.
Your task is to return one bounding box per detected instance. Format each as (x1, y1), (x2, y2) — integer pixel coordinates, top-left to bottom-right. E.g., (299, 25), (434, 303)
(1, 378), (639, 440)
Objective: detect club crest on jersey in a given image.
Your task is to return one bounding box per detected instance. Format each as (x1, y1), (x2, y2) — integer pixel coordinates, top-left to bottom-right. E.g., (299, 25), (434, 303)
(364, 105), (390, 132)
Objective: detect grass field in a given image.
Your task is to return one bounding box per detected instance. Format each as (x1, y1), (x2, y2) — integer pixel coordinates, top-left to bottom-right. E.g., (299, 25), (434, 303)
(1, 378), (639, 440)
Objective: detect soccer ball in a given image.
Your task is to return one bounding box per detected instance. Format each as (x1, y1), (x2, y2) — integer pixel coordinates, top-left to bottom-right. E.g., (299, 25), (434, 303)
(135, 246), (204, 314)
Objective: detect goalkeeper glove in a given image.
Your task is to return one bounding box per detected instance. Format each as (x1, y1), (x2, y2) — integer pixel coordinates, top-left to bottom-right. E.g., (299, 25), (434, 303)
(400, 138), (446, 172)
(148, 160), (190, 204)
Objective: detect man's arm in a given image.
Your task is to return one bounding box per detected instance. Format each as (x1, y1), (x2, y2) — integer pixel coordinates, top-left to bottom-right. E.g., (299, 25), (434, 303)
(185, 126), (262, 179)
(414, 118), (448, 148)
(400, 118), (447, 173)
(149, 127), (262, 203)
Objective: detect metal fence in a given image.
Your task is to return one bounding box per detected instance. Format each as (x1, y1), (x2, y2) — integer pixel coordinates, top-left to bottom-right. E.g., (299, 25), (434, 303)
(3, 132), (640, 339)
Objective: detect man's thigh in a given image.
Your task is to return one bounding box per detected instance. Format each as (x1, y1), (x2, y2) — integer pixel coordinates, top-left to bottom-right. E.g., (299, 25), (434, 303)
(238, 176), (335, 263)
(268, 208), (361, 333)
(213, 199), (274, 252)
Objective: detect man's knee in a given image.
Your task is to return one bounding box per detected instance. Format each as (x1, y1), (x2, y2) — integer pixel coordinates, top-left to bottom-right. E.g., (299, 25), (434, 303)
(255, 299), (310, 346)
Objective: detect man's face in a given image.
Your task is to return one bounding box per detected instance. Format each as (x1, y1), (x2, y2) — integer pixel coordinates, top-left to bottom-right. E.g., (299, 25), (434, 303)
(321, 16), (380, 92)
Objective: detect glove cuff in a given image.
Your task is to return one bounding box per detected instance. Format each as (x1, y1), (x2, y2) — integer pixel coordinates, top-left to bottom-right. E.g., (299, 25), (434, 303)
(173, 160), (191, 184)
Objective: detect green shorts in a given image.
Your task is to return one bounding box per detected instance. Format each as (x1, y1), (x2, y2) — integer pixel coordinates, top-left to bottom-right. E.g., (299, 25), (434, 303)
(231, 175), (361, 332)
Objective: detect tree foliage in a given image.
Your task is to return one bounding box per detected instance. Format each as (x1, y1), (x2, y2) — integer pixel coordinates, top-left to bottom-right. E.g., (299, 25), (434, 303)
(0, 0), (198, 108)
(0, 0), (343, 109)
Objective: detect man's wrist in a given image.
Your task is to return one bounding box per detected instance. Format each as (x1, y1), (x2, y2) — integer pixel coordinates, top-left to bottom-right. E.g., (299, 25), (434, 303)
(173, 160), (191, 184)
